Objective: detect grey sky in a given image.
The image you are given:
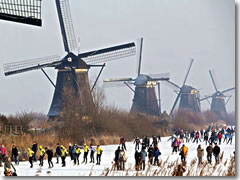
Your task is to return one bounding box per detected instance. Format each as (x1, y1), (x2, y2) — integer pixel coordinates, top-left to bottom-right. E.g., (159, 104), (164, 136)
(0, 0), (235, 115)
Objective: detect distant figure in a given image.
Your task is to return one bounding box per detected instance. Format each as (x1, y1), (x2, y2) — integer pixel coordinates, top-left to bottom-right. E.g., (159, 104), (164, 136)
(141, 148), (147, 170)
(89, 144), (95, 163)
(27, 148), (34, 168)
(206, 143), (213, 164)
(75, 145), (81, 165)
(119, 149), (127, 170)
(32, 141), (38, 162)
(114, 146), (121, 170)
(197, 145), (204, 165)
(39, 146), (45, 167)
(45, 147), (54, 168)
(204, 131), (209, 145)
(120, 137), (127, 151)
(96, 145), (103, 165)
(213, 143), (220, 164)
(82, 144), (90, 164)
(153, 146), (161, 166)
(55, 143), (61, 164)
(135, 150), (142, 171)
(148, 145), (154, 165)
(61, 145), (67, 167)
(193, 131), (201, 143)
(172, 138), (178, 154)
(218, 132), (222, 145)
(11, 145), (19, 165)
(1, 145), (7, 163)
(180, 144), (188, 163)
(133, 137), (141, 150)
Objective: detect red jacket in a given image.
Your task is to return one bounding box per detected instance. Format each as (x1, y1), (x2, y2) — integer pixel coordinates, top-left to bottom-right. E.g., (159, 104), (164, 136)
(218, 133), (222, 139)
(1, 146), (7, 155)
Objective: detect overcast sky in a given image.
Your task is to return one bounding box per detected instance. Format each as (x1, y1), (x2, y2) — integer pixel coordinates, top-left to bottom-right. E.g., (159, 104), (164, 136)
(0, 0), (235, 116)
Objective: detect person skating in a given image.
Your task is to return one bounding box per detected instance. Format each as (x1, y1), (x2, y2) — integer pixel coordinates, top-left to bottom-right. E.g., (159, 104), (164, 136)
(218, 132), (222, 145)
(152, 135), (158, 146)
(70, 144), (76, 165)
(96, 145), (103, 165)
(45, 147), (54, 168)
(55, 143), (61, 164)
(75, 145), (81, 165)
(133, 137), (141, 150)
(27, 148), (34, 168)
(89, 144), (95, 163)
(206, 143), (213, 164)
(197, 145), (204, 165)
(39, 146), (45, 167)
(148, 145), (154, 165)
(32, 141), (38, 162)
(11, 145), (19, 165)
(1, 145), (7, 163)
(172, 138), (178, 154)
(153, 146), (161, 166)
(120, 136), (127, 151)
(141, 148), (147, 170)
(213, 143), (220, 164)
(4, 157), (16, 176)
(204, 131), (209, 145)
(69, 143), (73, 161)
(193, 131), (201, 143)
(119, 149), (127, 170)
(114, 146), (121, 170)
(135, 150), (142, 171)
(157, 135), (161, 143)
(82, 144), (90, 164)
(179, 144), (188, 164)
(61, 145), (68, 167)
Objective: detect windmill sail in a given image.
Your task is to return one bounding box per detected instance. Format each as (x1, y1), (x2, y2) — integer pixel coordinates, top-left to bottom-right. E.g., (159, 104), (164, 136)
(136, 38), (143, 75)
(80, 42), (136, 65)
(56, 0), (77, 53)
(3, 55), (61, 76)
(0, 0), (42, 26)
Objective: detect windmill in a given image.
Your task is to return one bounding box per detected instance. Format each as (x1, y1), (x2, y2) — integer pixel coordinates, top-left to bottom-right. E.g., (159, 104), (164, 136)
(164, 59), (201, 116)
(104, 38), (170, 116)
(0, 0), (42, 26)
(200, 70), (235, 120)
(3, 0), (136, 119)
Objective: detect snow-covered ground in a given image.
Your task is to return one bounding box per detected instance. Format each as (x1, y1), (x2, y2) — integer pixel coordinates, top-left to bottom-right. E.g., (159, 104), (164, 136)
(0, 136), (235, 176)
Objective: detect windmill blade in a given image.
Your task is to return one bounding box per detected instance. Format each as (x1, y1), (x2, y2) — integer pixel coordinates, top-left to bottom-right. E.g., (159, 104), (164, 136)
(3, 55), (61, 76)
(170, 91), (181, 116)
(79, 42), (136, 65)
(182, 58), (194, 86)
(222, 87), (235, 94)
(56, 0), (77, 53)
(225, 95), (232, 105)
(200, 95), (212, 101)
(147, 73), (170, 81)
(103, 81), (133, 88)
(104, 78), (134, 82)
(209, 70), (219, 92)
(136, 38), (143, 76)
(0, 0), (42, 26)
(162, 80), (181, 92)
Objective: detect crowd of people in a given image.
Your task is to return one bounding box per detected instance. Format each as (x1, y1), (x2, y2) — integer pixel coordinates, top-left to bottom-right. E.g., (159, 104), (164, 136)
(0, 125), (234, 176)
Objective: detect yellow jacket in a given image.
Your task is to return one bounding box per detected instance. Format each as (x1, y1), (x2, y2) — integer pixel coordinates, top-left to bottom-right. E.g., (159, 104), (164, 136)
(96, 147), (103, 155)
(83, 145), (90, 152)
(61, 148), (68, 157)
(75, 148), (81, 154)
(182, 146), (188, 156)
(39, 148), (45, 156)
(27, 149), (34, 157)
